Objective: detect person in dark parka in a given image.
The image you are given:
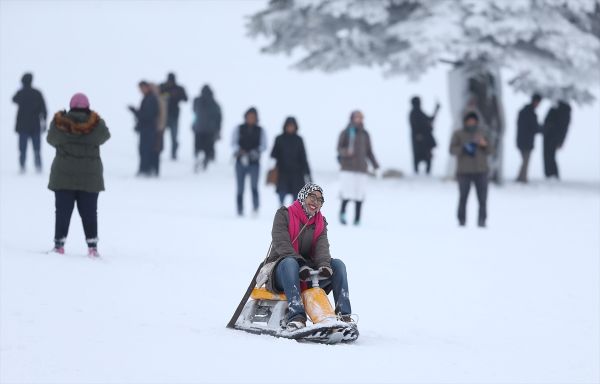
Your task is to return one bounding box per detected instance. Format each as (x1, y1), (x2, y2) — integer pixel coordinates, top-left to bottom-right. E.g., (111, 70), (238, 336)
(516, 94), (542, 183)
(543, 101), (571, 179)
(159, 73), (188, 160)
(192, 85), (222, 171)
(270, 117), (312, 205)
(232, 107), (267, 216)
(12, 73), (47, 172)
(47, 93), (110, 257)
(449, 112), (494, 228)
(409, 96), (439, 174)
(129, 81), (160, 177)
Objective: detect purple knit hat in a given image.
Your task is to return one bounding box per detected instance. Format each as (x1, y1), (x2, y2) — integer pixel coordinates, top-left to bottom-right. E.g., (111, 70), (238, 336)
(69, 93), (90, 109)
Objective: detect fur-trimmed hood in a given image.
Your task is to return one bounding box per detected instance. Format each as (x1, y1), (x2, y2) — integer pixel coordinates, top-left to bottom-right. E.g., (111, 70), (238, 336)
(52, 110), (101, 135)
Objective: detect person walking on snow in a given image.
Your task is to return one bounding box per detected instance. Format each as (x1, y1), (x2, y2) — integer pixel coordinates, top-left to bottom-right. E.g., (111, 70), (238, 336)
(270, 116), (312, 206)
(47, 93), (110, 257)
(516, 94), (542, 183)
(232, 107), (267, 216)
(12, 73), (47, 173)
(159, 72), (187, 160)
(192, 84), (222, 171)
(449, 112), (494, 228)
(337, 110), (379, 226)
(260, 183), (354, 331)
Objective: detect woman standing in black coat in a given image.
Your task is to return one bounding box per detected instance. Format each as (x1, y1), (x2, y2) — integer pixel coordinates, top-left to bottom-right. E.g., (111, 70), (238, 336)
(270, 117), (311, 205)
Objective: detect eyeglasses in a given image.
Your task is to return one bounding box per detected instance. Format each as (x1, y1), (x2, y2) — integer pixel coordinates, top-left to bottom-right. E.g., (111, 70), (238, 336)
(307, 193), (324, 205)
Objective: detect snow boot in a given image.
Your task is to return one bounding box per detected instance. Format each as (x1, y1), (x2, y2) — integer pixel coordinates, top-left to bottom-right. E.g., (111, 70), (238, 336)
(285, 317), (306, 332)
(88, 247), (100, 258)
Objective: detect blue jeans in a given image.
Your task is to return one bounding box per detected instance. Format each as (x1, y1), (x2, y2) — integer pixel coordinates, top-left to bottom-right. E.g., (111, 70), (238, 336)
(19, 131), (41, 169)
(235, 161), (259, 214)
(274, 257), (352, 322)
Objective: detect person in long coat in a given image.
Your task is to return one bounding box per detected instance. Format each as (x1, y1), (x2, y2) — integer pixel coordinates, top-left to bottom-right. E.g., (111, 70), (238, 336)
(409, 96), (439, 174)
(192, 85), (222, 171)
(516, 94), (541, 183)
(543, 101), (571, 179)
(129, 81), (160, 177)
(270, 116), (311, 205)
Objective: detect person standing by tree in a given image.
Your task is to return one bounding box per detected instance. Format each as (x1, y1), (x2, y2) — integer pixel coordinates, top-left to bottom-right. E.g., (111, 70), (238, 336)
(409, 96), (440, 175)
(516, 94), (542, 183)
(232, 107), (267, 217)
(159, 72), (187, 160)
(12, 73), (47, 173)
(192, 85), (222, 172)
(270, 116), (311, 205)
(337, 110), (379, 226)
(450, 112), (495, 228)
(129, 81), (159, 177)
(543, 101), (571, 180)
(47, 93), (110, 257)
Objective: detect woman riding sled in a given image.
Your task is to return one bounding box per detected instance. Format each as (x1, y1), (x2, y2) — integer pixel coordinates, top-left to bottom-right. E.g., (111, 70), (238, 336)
(260, 183), (354, 332)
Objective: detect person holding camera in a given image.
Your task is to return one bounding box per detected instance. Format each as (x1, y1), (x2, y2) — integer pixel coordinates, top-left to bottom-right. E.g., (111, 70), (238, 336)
(449, 112), (495, 228)
(231, 107), (267, 217)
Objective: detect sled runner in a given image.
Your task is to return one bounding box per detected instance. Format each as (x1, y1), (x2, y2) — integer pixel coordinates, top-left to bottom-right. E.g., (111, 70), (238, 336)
(227, 268), (359, 344)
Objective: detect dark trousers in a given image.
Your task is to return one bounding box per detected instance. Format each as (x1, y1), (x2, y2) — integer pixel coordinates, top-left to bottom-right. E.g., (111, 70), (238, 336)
(166, 116), (179, 159)
(54, 190), (99, 246)
(543, 139), (559, 178)
(341, 199), (363, 224)
(139, 131), (158, 176)
(274, 257), (352, 322)
(457, 173), (488, 225)
(517, 150), (531, 182)
(194, 132), (215, 168)
(235, 161), (259, 214)
(19, 131), (41, 169)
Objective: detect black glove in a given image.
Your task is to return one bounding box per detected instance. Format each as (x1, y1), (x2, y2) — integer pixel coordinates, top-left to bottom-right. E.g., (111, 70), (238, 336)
(299, 265), (312, 280)
(318, 266), (333, 278)
(128, 105), (137, 114)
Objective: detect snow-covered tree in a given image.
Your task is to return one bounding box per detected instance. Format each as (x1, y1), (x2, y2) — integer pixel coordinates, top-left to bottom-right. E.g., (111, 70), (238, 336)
(247, 0), (600, 182)
(249, 0), (600, 103)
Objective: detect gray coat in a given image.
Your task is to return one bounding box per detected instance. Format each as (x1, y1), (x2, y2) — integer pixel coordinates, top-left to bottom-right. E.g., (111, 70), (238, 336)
(449, 127), (495, 175)
(337, 126), (379, 173)
(263, 207), (331, 293)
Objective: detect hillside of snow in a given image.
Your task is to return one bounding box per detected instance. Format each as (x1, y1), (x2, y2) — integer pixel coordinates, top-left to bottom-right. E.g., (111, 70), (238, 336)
(1, 1), (599, 383)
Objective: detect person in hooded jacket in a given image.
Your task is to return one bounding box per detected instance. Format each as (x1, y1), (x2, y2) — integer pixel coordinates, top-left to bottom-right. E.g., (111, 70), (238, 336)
(232, 107), (267, 216)
(260, 183), (354, 331)
(409, 96), (440, 174)
(449, 112), (494, 228)
(192, 84), (222, 171)
(12, 73), (47, 173)
(270, 117), (311, 205)
(337, 110), (379, 226)
(47, 93), (110, 257)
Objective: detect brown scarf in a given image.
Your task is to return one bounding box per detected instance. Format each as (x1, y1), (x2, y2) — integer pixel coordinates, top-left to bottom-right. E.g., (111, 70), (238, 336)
(53, 111), (100, 135)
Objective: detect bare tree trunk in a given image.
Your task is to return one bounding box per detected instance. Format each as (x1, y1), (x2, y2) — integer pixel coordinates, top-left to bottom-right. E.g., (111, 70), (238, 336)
(446, 62), (505, 184)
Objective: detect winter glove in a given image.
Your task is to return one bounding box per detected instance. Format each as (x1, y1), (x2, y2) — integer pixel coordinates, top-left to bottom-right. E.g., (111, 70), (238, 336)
(248, 149), (261, 162)
(318, 266), (333, 278)
(299, 265), (313, 281)
(463, 142), (477, 157)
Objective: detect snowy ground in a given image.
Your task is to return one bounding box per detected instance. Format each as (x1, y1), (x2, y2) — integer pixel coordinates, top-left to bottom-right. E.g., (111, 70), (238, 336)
(1, 1), (600, 383)
(1, 159), (599, 383)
